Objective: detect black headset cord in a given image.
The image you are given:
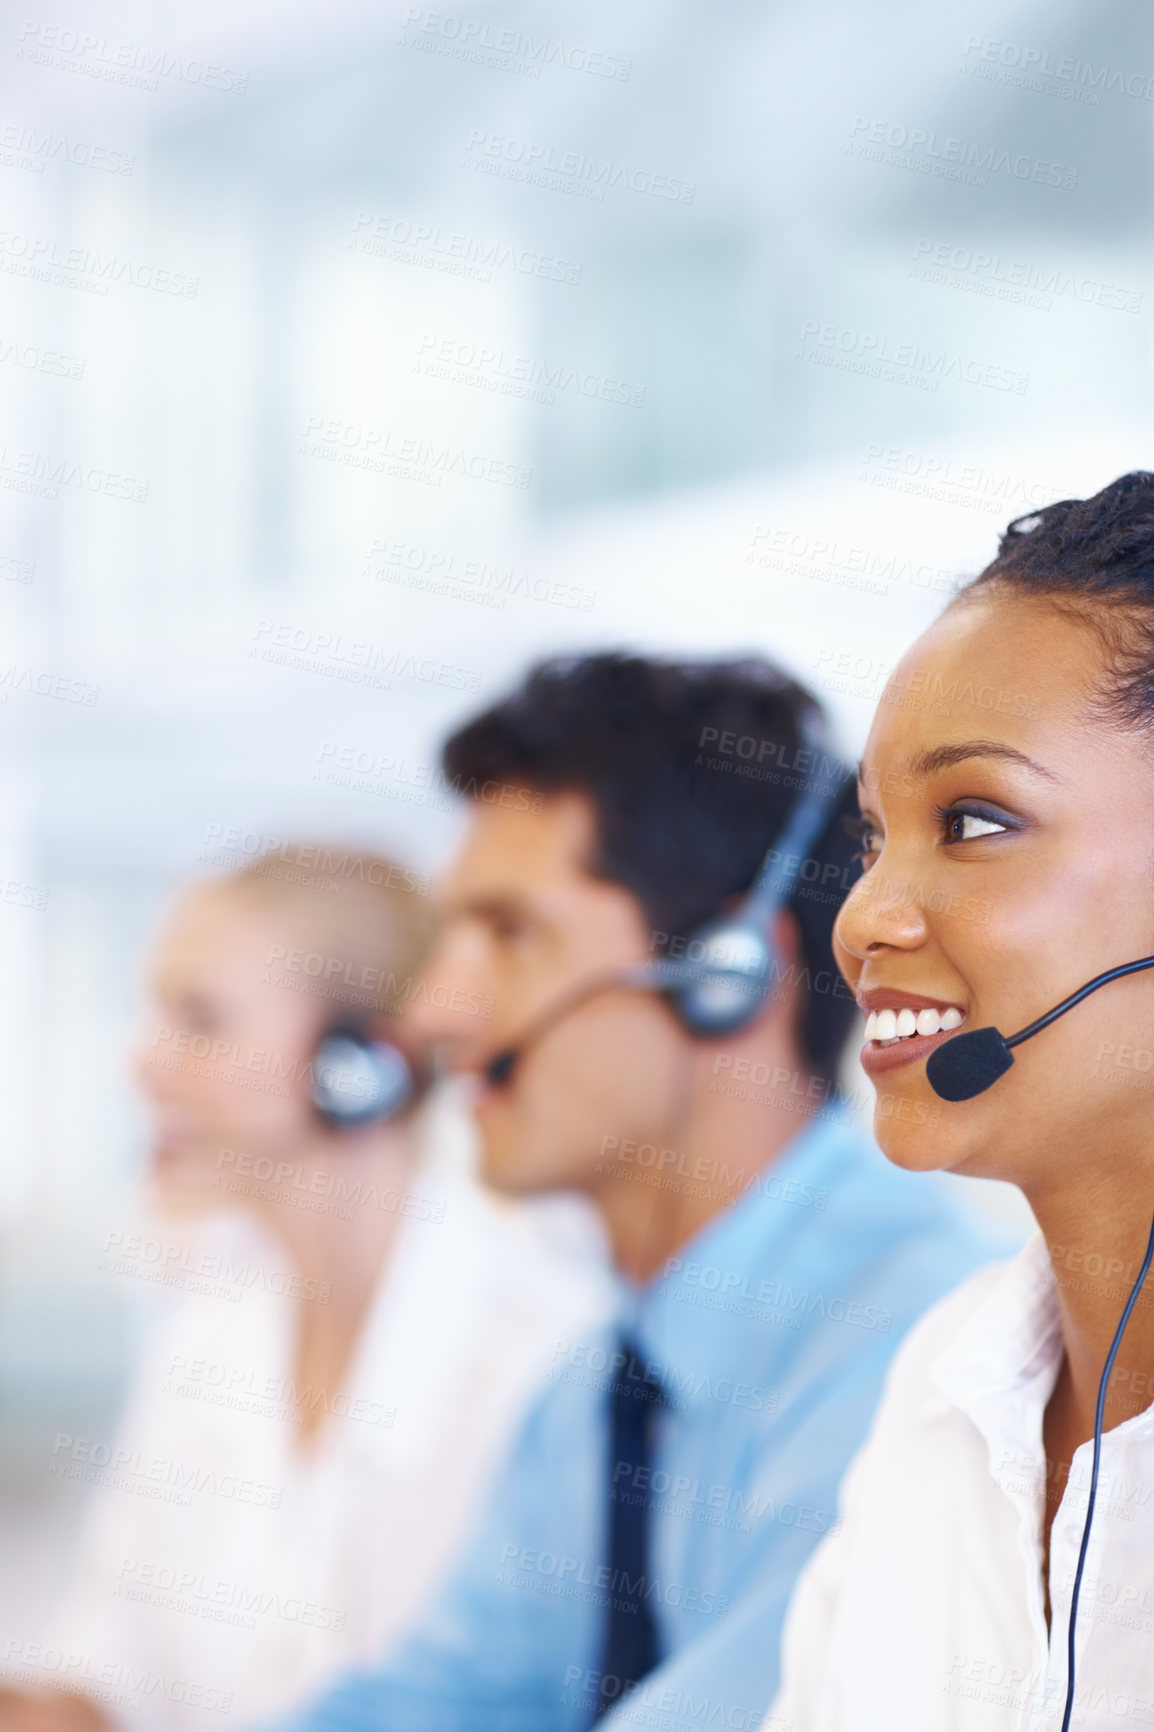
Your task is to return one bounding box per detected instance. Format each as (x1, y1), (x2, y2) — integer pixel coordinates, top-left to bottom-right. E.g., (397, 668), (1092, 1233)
(1060, 1204), (1154, 1732)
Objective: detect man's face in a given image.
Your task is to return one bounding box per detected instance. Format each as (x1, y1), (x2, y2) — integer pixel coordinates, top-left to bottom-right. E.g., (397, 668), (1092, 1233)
(410, 792), (689, 1195)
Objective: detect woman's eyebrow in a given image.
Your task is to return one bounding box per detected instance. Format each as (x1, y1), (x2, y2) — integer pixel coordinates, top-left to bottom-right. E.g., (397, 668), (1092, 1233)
(907, 741), (1061, 781)
(855, 741), (1061, 786)
(459, 891), (542, 928)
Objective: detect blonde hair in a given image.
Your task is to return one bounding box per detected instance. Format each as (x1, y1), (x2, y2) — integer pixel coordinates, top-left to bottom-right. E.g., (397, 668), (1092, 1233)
(211, 844), (435, 1023)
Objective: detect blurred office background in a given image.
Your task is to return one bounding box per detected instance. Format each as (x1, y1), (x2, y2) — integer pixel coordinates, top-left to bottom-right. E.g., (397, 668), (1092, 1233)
(0, 0), (1151, 1623)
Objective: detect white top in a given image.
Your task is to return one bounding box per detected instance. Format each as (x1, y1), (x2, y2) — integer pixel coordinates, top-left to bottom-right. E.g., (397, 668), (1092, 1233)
(767, 1233), (1154, 1732)
(12, 1106), (611, 1731)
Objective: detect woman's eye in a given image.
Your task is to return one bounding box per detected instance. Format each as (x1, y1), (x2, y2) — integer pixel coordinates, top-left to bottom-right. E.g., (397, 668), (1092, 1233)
(492, 916), (527, 944)
(940, 809), (1008, 844)
(845, 815), (883, 865)
(178, 996), (221, 1034)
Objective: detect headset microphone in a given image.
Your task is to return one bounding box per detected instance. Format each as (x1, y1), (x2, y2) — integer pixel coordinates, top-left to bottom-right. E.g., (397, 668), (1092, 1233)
(483, 962), (714, 1088)
(484, 1049), (517, 1088)
(926, 953), (1154, 1101)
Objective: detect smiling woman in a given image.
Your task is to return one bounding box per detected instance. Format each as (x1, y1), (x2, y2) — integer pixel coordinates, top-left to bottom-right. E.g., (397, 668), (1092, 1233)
(768, 471), (1154, 1731)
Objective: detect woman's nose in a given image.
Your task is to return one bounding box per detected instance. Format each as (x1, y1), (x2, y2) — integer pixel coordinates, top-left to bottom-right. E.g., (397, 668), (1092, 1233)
(835, 860), (929, 961)
(131, 1024), (172, 1096)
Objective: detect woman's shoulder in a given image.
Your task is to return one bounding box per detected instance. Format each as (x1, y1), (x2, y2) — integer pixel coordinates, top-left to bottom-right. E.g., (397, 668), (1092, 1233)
(121, 1209), (291, 1393)
(451, 1177), (618, 1330)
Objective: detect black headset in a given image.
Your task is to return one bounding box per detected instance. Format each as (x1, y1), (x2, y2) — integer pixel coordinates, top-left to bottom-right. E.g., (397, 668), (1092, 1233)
(485, 716), (854, 1085)
(309, 1023), (418, 1129)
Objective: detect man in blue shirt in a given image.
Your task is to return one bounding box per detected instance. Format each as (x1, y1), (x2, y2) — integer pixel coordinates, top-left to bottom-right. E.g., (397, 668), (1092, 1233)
(271, 654), (1011, 1732)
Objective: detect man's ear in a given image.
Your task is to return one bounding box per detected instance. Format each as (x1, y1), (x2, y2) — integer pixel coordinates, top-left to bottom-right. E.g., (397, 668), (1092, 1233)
(771, 908), (803, 977)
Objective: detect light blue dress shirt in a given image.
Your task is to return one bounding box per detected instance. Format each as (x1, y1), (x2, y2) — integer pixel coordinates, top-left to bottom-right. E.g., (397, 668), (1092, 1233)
(267, 1109), (1015, 1732)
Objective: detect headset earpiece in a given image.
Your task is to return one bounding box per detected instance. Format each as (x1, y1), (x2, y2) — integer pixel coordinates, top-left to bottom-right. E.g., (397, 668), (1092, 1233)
(659, 916), (775, 1037)
(310, 1024), (415, 1129)
(661, 723), (854, 1040)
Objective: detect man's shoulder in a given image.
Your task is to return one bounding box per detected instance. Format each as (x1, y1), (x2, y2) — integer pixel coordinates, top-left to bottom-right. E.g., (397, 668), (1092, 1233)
(508, 1321), (624, 1435)
(803, 1115), (1019, 1267)
(734, 1117), (1022, 1377)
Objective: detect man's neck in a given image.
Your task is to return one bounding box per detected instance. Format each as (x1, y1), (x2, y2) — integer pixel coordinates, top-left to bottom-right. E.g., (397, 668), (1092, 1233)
(593, 1045), (828, 1283)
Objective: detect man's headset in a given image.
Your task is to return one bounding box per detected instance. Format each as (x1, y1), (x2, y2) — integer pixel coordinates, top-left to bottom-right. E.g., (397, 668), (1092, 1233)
(484, 717), (855, 1087)
(308, 1023), (420, 1129)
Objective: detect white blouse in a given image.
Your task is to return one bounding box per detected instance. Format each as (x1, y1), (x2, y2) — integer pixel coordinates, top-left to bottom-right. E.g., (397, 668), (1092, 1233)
(8, 1105), (611, 1731)
(768, 1233), (1154, 1732)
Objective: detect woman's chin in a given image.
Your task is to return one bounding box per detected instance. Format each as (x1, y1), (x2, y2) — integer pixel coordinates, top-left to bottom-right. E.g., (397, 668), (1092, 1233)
(146, 1148), (226, 1212)
(871, 1101), (958, 1174)
(872, 1099), (1003, 1181)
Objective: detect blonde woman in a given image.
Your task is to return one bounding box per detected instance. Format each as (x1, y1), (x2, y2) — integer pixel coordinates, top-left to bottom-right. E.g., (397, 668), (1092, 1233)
(1, 851), (607, 1732)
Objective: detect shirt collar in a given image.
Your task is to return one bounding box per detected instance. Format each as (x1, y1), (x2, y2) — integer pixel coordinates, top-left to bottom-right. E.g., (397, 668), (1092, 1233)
(928, 1231), (1063, 1434)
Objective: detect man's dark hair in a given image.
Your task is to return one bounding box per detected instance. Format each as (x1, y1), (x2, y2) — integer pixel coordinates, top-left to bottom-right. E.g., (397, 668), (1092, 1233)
(963, 470), (1154, 730)
(442, 653), (861, 1083)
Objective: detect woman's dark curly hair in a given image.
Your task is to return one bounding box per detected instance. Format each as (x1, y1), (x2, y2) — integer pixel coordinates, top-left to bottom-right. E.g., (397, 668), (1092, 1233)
(960, 470), (1154, 729)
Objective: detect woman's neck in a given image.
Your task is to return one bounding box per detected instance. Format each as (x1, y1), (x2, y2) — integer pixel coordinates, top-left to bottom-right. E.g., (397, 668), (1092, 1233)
(1030, 1173), (1154, 1439)
(1027, 1169), (1154, 1620)
(250, 1122), (421, 1446)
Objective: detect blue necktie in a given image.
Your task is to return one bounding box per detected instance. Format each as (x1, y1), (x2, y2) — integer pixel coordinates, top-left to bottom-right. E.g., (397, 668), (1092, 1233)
(593, 1336), (665, 1720)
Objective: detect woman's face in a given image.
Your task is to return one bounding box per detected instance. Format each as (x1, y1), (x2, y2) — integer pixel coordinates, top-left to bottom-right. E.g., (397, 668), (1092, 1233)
(834, 591), (1154, 1198)
(133, 887), (328, 1205)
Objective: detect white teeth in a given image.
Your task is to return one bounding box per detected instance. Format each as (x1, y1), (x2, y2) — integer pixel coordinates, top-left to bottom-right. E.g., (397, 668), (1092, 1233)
(865, 1004), (967, 1044)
